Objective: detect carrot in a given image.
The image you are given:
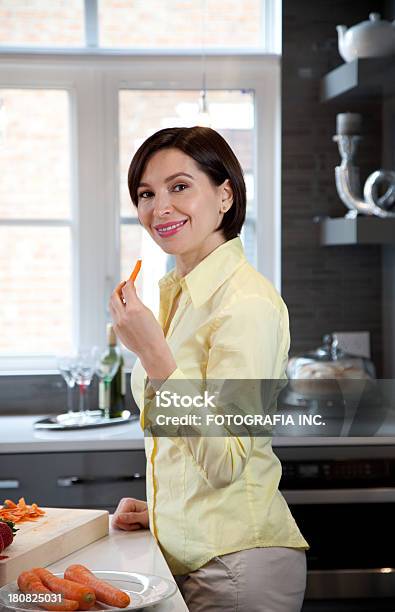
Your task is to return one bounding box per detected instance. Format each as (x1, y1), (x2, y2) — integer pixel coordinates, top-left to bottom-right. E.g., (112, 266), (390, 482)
(3, 499), (17, 508)
(32, 568), (96, 610)
(17, 571), (79, 612)
(0, 498), (45, 523)
(64, 564), (130, 608)
(129, 259), (142, 283)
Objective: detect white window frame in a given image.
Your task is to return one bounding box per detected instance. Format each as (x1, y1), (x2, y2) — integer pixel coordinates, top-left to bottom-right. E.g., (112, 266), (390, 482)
(0, 0), (281, 55)
(0, 52), (281, 373)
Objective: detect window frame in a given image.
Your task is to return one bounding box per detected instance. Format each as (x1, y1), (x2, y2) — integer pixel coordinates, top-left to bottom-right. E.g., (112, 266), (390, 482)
(0, 0), (281, 55)
(0, 52), (281, 373)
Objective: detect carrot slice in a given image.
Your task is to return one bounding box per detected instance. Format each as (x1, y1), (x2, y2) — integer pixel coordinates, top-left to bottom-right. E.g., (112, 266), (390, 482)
(1, 498), (46, 523)
(3, 499), (17, 508)
(129, 259), (142, 283)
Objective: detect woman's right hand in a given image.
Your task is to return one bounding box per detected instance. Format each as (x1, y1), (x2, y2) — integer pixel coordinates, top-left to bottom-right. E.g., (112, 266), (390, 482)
(112, 497), (149, 531)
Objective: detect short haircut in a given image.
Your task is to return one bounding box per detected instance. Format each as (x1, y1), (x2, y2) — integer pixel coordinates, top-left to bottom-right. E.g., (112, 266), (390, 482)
(127, 126), (246, 240)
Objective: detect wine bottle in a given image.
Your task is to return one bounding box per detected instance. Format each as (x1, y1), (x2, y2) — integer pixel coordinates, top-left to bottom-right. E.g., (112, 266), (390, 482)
(98, 323), (126, 418)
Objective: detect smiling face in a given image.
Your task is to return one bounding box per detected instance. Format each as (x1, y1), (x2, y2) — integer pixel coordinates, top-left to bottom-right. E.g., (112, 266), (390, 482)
(136, 148), (233, 261)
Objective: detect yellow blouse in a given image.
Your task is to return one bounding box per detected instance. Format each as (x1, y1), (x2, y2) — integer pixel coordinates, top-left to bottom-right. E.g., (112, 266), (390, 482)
(131, 237), (309, 576)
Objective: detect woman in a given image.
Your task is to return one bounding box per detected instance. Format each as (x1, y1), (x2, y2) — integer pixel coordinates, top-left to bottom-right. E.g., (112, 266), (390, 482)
(109, 126), (309, 612)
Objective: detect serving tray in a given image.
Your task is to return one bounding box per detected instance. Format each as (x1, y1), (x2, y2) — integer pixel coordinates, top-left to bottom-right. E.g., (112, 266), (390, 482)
(34, 412), (139, 431)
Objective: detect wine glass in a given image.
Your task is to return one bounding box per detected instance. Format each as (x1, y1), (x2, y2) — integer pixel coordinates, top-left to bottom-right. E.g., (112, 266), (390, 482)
(70, 349), (96, 425)
(94, 345), (121, 419)
(57, 355), (78, 425)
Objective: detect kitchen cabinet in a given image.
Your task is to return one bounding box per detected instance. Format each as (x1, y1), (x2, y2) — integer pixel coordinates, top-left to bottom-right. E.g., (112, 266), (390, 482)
(0, 450), (146, 512)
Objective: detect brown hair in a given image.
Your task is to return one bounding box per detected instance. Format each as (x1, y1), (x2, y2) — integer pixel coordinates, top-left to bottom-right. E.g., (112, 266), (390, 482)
(127, 126), (246, 240)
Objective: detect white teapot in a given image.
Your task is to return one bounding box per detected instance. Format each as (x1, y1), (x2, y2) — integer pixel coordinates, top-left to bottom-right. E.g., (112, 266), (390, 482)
(337, 12), (395, 62)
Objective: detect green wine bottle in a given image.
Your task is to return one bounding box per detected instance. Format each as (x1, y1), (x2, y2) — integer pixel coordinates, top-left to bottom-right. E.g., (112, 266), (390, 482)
(98, 324), (126, 418)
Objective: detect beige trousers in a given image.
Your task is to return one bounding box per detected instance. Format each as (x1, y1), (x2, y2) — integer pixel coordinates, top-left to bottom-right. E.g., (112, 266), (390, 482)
(174, 547), (307, 612)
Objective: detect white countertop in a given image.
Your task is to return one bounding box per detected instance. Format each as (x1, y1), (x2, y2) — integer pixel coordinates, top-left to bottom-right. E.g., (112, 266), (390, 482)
(0, 416), (144, 453)
(48, 519), (188, 612)
(0, 415), (395, 453)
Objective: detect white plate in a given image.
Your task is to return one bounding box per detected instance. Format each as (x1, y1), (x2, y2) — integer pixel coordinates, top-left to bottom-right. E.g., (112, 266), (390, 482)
(0, 571), (177, 611)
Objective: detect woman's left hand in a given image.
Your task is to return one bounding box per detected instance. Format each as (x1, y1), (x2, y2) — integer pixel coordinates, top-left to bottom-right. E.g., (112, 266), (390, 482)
(109, 280), (177, 380)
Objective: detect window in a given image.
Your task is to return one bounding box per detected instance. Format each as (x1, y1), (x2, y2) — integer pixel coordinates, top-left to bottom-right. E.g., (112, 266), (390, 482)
(99, 0), (263, 49)
(0, 89), (73, 357)
(119, 89), (255, 315)
(0, 0), (281, 52)
(0, 2), (281, 372)
(0, 0), (85, 47)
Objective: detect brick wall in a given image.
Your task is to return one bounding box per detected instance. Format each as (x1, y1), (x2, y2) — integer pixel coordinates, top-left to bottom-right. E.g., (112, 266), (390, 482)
(99, 0), (261, 48)
(0, 89), (72, 354)
(0, 0), (262, 49)
(0, 0), (84, 46)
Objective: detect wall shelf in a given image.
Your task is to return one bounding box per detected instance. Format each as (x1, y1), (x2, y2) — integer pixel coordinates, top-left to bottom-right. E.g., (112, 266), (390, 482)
(317, 216), (395, 246)
(320, 57), (395, 103)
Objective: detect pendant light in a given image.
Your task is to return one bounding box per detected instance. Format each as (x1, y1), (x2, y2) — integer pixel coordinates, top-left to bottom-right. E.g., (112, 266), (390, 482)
(197, 0), (211, 127)
(0, 98), (6, 146)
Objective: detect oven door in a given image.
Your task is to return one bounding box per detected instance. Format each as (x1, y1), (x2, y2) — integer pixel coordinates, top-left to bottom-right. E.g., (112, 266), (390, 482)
(283, 487), (395, 602)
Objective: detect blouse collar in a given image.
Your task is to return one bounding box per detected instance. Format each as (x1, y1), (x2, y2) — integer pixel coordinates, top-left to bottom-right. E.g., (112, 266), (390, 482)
(158, 236), (247, 308)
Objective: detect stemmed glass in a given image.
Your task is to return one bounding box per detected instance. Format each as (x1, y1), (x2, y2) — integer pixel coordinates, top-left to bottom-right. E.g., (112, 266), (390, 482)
(94, 345), (121, 419)
(57, 355), (77, 425)
(70, 349), (96, 425)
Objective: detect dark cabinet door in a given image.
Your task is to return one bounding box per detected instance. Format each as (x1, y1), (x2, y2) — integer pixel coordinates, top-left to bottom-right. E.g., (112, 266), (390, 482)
(0, 450), (147, 512)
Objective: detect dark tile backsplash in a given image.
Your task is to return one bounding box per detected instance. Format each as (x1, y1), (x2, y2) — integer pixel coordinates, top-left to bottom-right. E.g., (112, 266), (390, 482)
(282, 0), (389, 375)
(0, 374), (139, 416)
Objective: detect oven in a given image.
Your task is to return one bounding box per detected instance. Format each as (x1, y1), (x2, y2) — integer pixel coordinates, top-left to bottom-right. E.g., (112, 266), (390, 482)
(276, 442), (395, 610)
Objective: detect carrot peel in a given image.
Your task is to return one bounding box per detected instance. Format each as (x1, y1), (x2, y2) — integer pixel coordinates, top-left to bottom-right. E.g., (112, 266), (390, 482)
(0, 498), (45, 523)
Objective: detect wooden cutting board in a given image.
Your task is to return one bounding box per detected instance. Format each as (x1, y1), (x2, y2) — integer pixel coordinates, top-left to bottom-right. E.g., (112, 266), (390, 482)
(0, 507), (109, 586)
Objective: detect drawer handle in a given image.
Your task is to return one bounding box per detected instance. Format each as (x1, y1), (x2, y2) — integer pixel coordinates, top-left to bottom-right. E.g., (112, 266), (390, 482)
(0, 479), (20, 489)
(57, 474), (145, 487)
(282, 487), (395, 504)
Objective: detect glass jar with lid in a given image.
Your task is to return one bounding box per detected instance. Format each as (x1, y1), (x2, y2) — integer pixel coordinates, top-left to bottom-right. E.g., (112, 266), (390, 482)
(286, 333), (376, 399)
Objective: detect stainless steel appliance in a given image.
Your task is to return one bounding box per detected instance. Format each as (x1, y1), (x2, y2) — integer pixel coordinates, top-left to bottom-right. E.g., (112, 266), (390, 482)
(276, 440), (395, 610)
